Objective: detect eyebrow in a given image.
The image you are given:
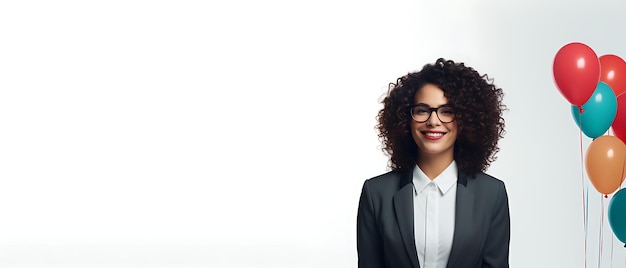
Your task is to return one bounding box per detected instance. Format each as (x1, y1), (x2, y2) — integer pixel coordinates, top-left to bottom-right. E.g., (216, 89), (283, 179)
(412, 103), (452, 108)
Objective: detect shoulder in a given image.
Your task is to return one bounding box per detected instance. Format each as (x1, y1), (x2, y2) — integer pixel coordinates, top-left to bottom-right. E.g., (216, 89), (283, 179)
(361, 169), (411, 196)
(468, 172), (506, 188)
(466, 172), (508, 200)
(366, 169), (405, 184)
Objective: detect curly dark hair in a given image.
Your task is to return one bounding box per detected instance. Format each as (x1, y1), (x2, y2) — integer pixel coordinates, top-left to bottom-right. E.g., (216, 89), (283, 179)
(376, 58), (506, 175)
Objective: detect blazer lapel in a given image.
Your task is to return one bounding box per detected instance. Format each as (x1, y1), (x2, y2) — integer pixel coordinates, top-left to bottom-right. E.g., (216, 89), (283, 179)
(393, 169), (419, 268)
(446, 172), (475, 268)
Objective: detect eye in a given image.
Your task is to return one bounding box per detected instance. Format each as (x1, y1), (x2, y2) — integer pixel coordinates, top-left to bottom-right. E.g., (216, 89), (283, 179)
(439, 107), (455, 115)
(413, 106), (430, 114)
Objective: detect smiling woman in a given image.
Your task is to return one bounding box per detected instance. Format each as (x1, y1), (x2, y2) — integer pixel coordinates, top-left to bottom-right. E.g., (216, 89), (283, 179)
(357, 58), (509, 268)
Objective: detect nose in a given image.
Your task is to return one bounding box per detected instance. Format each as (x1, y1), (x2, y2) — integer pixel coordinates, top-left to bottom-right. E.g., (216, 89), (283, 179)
(427, 110), (440, 126)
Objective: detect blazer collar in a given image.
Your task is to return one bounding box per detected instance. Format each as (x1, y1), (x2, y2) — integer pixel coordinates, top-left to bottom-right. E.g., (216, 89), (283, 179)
(446, 171), (474, 268)
(392, 169), (418, 268)
(392, 168), (474, 268)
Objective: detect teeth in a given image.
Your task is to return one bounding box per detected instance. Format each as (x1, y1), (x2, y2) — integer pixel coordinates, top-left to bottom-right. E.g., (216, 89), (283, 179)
(425, 132), (443, 137)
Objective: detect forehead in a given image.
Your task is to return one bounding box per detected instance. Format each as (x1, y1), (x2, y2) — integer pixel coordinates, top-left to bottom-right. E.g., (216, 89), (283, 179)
(413, 84), (448, 105)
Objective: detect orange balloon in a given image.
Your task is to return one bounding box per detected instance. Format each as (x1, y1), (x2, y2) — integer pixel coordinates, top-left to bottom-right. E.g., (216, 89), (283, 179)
(586, 135), (626, 194)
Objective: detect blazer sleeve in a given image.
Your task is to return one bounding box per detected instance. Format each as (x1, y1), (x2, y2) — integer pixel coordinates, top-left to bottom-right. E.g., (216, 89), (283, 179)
(357, 181), (385, 268)
(482, 182), (510, 268)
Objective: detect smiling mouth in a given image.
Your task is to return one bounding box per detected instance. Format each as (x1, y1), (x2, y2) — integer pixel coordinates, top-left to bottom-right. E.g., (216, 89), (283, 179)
(422, 131), (446, 140)
(423, 132), (445, 136)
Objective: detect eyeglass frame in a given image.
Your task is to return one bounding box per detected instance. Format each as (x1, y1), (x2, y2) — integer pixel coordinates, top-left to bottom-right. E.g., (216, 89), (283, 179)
(409, 104), (456, 123)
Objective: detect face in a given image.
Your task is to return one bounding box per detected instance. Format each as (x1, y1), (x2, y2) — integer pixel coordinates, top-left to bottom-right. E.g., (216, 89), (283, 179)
(410, 84), (458, 160)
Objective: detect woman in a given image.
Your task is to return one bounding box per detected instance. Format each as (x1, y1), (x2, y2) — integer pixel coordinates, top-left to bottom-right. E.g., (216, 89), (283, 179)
(357, 58), (509, 268)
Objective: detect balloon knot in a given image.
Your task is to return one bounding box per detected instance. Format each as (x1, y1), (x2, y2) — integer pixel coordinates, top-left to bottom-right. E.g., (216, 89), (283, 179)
(605, 194), (609, 198)
(579, 106), (584, 113)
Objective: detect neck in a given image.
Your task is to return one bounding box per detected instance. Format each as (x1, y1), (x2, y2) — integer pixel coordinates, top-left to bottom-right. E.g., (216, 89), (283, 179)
(416, 153), (454, 180)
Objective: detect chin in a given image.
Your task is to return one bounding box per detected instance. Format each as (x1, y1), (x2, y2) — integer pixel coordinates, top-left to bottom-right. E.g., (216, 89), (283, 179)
(419, 144), (454, 156)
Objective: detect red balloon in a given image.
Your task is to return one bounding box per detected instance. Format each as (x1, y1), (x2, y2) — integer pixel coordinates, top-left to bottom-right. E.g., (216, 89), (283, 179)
(613, 93), (626, 143)
(553, 42), (600, 107)
(600, 54), (626, 97)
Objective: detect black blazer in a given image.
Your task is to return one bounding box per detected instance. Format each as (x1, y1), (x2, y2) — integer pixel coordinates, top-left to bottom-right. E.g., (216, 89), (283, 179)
(357, 168), (510, 268)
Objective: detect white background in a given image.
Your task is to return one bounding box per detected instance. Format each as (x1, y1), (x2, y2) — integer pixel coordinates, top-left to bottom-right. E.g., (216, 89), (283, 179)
(1, 0), (626, 267)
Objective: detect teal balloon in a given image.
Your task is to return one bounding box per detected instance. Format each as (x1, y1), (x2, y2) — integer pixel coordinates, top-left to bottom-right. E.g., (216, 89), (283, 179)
(571, 82), (618, 138)
(609, 188), (626, 244)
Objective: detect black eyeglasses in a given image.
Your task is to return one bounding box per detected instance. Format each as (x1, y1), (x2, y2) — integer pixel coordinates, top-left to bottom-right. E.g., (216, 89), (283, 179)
(410, 104), (456, 123)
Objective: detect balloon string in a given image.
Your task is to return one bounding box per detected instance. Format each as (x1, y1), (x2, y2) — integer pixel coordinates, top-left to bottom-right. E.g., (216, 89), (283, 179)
(622, 156), (625, 191)
(599, 195), (604, 268)
(579, 117), (588, 268)
(585, 186), (589, 268)
(611, 228), (614, 268)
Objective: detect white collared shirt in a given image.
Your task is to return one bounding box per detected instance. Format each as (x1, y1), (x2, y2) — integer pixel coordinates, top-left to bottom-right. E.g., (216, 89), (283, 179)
(413, 161), (458, 268)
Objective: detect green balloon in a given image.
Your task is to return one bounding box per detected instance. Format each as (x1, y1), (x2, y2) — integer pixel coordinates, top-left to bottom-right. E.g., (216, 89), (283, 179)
(571, 82), (617, 138)
(609, 188), (626, 244)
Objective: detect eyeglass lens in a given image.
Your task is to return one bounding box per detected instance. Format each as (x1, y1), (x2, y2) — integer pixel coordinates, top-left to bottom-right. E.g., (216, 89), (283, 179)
(411, 105), (455, 123)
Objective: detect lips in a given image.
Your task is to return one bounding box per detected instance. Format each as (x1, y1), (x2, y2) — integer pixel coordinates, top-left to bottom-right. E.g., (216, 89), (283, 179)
(422, 131), (446, 140)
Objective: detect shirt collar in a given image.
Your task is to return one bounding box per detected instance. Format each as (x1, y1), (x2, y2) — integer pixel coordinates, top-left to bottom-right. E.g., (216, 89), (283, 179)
(412, 161), (458, 195)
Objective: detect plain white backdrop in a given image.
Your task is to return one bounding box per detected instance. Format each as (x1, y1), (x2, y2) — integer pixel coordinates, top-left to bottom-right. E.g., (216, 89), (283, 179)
(2, 0), (626, 267)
